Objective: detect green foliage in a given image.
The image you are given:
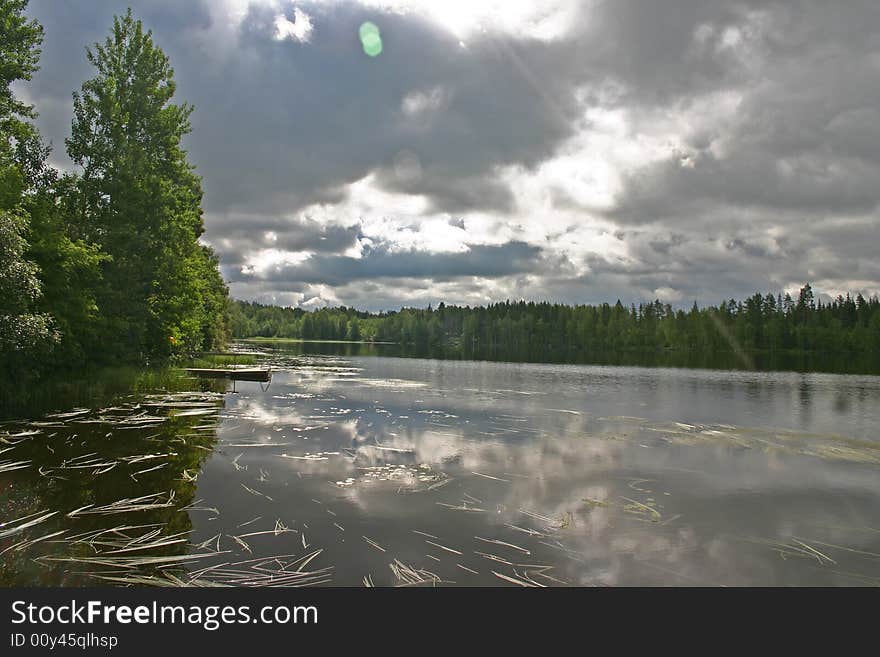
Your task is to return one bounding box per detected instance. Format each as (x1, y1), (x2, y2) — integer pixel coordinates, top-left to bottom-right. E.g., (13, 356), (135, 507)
(184, 354), (256, 369)
(24, 172), (106, 363)
(0, 207), (55, 356)
(0, 0), (56, 374)
(0, 0), (42, 122)
(2, 3), (228, 387)
(65, 9), (228, 361)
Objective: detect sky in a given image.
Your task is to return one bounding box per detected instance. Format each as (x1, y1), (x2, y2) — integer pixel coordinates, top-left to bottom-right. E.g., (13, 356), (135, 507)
(19, 0), (880, 310)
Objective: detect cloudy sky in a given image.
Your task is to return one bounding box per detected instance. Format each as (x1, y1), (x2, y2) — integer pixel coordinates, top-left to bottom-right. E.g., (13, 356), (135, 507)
(20, 0), (880, 310)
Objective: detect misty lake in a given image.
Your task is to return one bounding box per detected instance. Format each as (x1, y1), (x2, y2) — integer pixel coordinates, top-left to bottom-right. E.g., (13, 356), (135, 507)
(2, 342), (880, 586)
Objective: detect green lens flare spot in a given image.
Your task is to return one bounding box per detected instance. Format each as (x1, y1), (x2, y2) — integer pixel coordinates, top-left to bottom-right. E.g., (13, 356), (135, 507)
(359, 22), (379, 40)
(359, 22), (383, 57)
(362, 34), (382, 57)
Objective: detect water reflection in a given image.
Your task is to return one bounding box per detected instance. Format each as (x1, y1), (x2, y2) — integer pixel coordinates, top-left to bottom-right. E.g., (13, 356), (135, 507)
(242, 339), (880, 375)
(799, 377), (813, 427)
(2, 345), (880, 586)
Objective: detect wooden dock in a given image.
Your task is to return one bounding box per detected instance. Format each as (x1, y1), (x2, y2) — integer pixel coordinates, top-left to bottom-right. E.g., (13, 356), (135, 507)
(185, 367), (272, 382)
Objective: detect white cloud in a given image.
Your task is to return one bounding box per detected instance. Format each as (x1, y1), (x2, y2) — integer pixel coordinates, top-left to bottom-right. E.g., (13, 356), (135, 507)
(654, 287), (684, 303)
(240, 248), (313, 276)
(273, 7), (313, 41)
(211, 0), (581, 42)
(400, 86), (448, 118)
(357, 0), (581, 41)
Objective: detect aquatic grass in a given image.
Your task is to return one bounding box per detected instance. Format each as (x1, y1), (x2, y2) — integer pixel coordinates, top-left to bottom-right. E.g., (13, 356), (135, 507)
(474, 551), (515, 566)
(240, 483), (274, 501)
(68, 491), (176, 515)
(424, 540), (462, 555)
(187, 550), (333, 587)
(470, 471), (510, 483)
(627, 417), (880, 465)
(169, 408), (219, 418)
(0, 459), (31, 473)
(792, 538), (880, 560)
(530, 570), (569, 585)
(236, 523), (296, 539)
(39, 552), (226, 569)
(621, 497), (662, 522)
(193, 534), (223, 552)
(236, 516), (262, 528)
(436, 502), (487, 513)
(62, 523), (166, 545)
(492, 570), (545, 587)
(517, 508), (567, 528)
(180, 500), (219, 515)
(475, 536), (531, 555)
(99, 529), (192, 555)
(504, 523), (547, 537)
(362, 536), (386, 552)
(91, 573), (227, 587)
(389, 559), (444, 587)
(231, 535), (253, 554)
(130, 462), (169, 480)
(742, 536), (837, 565)
(0, 529), (68, 556)
(411, 530), (439, 539)
(121, 452), (175, 464)
(0, 510), (58, 539)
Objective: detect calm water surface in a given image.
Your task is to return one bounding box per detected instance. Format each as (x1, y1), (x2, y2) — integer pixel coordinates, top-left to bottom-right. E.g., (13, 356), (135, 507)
(2, 344), (879, 586)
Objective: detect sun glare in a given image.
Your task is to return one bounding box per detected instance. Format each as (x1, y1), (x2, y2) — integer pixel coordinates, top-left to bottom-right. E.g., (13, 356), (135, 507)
(360, 0), (580, 40)
(214, 0), (580, 42)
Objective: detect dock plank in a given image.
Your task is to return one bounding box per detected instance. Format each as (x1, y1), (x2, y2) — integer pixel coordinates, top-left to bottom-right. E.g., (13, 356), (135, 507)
(185, 367), (272, 382)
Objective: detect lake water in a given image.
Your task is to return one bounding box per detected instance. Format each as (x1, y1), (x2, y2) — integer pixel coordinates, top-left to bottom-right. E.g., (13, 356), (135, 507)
(2, 343), (879, 586)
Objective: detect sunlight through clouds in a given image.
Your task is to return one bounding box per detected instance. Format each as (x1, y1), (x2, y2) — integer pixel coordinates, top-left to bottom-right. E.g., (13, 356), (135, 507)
(240, 248), (313, 277)
(358, 0), (583, 41)
(210, 0), (583, 41)
(273, 7), (314, 41)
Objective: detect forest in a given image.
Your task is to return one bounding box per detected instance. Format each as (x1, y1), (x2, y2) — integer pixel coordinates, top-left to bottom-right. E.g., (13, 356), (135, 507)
(230, 286), (880, 363)
(0, 2), (229, 384)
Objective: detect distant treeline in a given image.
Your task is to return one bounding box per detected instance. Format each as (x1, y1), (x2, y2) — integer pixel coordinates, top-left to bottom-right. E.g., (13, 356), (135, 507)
(1, 4), (228, 382)
(231, 285), (880, 361)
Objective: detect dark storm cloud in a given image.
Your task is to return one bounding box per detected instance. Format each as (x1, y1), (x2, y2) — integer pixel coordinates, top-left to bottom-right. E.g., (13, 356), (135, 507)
(208, 215), (361, 266)
(25, 0), (591, 213)
(187, 1), (581, 215)
(581, 0), (880, 304)
(607, 0), (880, 224)
(21, 0), (213, 161)
(19, 0), (880, 308)
(228, 241), (542, 286)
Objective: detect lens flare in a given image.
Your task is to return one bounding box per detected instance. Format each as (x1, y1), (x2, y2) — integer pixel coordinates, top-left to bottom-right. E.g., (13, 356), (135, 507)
(359, 21), (383, 57)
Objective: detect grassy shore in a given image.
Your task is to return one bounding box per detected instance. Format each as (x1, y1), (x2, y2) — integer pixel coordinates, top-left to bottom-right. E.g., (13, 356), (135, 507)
(181, 353), (258, 369)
